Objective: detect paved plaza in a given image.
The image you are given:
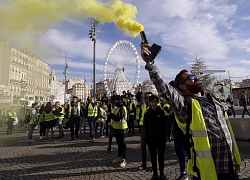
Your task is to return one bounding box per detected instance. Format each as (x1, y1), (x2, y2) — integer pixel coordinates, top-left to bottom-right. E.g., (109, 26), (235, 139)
(0, 124), (249, 180)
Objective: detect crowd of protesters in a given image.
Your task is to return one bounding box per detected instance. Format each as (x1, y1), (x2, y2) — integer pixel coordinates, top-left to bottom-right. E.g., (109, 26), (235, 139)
(0, 81), (242, 180)
(0, 88), (189, 180)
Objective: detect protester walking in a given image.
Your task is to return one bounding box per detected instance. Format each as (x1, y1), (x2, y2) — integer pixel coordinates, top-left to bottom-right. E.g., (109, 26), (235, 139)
(240, 91), (250, 118)
(86, 96), (98, 142)
(68, 96), (81, 141)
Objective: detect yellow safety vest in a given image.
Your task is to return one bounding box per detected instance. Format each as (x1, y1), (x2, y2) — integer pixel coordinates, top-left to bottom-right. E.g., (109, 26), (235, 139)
(128, 102), (135, 115)
(87, 103), (98, 117)
(68, 102), (81, 117)
(39, 110), (45, 123)
(98, 107), (106, 123)
(139, 103), (148, 125)
(44, 111), (56, 122)
(135, 106), (141, 121)
(28, 110), (36, 125)
(111, 106), (128, 130)
(163, 103), (170, 116)
(56, 106), (64, 119)
(176, 98), (242, 180)
(7, 111), (14, 122)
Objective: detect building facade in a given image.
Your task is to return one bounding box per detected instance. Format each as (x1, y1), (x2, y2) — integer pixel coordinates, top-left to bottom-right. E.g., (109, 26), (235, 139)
(0, 41), (50, 106)
(72, 82), (91, 102)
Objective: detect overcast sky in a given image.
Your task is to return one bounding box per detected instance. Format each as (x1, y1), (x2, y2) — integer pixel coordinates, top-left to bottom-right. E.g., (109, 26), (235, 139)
(1, 0), (250, 86)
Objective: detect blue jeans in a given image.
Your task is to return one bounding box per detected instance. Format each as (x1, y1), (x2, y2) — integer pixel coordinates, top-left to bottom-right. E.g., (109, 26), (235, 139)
(79, 116), (86, 133)
(88, 117), (96, 139)
(99, 122), (105, 136)
(58, 118), (64, 137)
(173, 130), (186, 172)
(28, 124), (35, 139)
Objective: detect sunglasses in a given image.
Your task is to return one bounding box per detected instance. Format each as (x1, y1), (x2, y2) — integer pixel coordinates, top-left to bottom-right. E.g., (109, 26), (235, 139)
(182, 74), (196, 84)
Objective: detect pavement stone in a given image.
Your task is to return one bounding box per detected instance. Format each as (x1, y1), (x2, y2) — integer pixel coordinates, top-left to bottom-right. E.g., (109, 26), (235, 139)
(0, 124), (249, 180)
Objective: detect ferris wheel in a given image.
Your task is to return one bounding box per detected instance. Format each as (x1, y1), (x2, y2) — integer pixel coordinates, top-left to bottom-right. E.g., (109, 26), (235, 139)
(103, 40), (140, 97)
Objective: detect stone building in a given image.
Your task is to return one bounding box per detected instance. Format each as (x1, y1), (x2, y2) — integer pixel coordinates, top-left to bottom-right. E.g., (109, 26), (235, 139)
(0, 41), (50, 106)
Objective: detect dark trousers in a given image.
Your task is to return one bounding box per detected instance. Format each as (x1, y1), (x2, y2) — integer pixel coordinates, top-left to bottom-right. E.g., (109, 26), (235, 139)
(147, 141), (166, 175)
(7, 119), (14, 134)
(88, 117), (96, 138)
(39, 121), (46, 136)
(173, 130), (186, 172)
(242, 105), (250, 117)
(108, 126), (113, 148)
(127, 115), (135, 135)
(69, 116), (80, 139)
(165, 117), (173, 140)
(105, 120), (109, 136)
(140, 127), (147, 166)
(114, 133), (126, 159)
(229, 106), (236, 117)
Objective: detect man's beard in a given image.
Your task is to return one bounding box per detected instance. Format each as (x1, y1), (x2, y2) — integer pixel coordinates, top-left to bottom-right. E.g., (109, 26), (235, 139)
(185, 80), (203, 94)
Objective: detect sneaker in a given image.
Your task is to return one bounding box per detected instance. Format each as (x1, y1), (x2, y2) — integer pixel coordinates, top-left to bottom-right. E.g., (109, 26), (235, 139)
(43, 138), (47, 141)
(151, 174), (158, 180)
(40, 136), (43, 140)
(92, 138), (95, 142)
(159, 174), (167, 180)
(120, 159), (127, 167)
(112, 157), (122, 164)
(138, 164), (146, 171)
(100, 136), (105, 138)
(176, 172), (188, 180)
(28, 139), (35, 143)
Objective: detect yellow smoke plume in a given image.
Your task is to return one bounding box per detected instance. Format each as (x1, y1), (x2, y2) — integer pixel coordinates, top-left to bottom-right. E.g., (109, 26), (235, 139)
(0, 0), (144, 37)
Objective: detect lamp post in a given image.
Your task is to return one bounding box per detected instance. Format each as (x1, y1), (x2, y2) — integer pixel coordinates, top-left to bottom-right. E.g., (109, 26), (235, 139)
(63, 55), (68, 104)
(89, 19), (100, 98)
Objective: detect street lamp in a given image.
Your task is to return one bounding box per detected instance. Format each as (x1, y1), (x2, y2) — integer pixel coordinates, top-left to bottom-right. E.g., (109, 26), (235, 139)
(63, 55), (68, 104)
(89, 19), (100, 97)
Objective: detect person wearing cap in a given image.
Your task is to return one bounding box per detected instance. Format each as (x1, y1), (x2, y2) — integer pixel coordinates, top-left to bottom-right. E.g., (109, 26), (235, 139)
(140, 42), (241, 180)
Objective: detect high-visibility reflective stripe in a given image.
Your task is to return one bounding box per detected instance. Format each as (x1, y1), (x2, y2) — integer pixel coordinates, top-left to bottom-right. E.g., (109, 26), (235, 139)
(112, 121), (127, 125)
(231, 137), (236, 143)
(195, 150), (213, 158)
(191, 130), (207, 137)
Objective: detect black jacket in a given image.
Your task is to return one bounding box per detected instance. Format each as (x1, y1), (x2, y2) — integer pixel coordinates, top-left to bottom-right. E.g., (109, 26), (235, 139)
(143, 106), (166, 144)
